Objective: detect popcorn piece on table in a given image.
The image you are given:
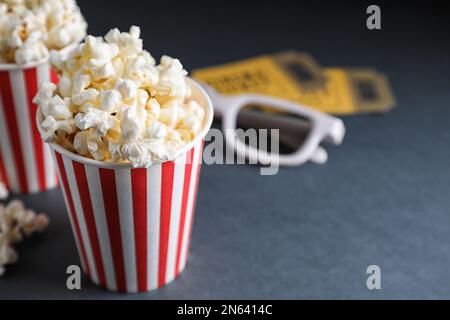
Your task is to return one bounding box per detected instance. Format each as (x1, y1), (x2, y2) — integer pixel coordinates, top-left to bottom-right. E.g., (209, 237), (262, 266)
(0, 200), (49, 276)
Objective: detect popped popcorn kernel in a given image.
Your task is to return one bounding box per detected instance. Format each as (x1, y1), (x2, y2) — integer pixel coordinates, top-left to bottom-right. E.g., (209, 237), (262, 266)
(0, 199), (49, 276)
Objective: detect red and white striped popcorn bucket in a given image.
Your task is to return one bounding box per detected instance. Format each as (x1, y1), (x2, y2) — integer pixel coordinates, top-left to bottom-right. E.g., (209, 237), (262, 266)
(0, 61), (59, 193)
(37, 80), (213, 292)
(0, 44), (78, 194)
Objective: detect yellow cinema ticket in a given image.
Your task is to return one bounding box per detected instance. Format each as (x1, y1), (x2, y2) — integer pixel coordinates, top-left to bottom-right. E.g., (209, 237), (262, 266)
(192, 51), (395, 115)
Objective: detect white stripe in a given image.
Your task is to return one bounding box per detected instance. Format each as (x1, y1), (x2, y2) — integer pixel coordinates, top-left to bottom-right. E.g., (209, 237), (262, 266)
(147, 164), (161, 291)
(37, 63), (57, 189)
(52, 151), (87, 272)
(9, 70), (38, 192)
(43, 137), (57, 187)
(63, 156), (98, 284)
(165, 154), (187, 283)
(85, 165), (116, 291)
(0, 84), (19, 190)
(115, 168), (137, 293)
(179, 144), (201, 272)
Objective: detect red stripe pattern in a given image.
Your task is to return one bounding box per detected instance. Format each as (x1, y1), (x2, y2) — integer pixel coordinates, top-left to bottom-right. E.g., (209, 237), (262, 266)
(98, 168), (126, 292)
(72, 161), (107, 287)
(131, 168), (148, 292)
(54, 152), (90, 276)
(175, 148), (194, 275)
(158, 161), (175, 288)
(185, 141), (204, 263)
(53, 141), (204, 292)
(0, 63), (58, 194)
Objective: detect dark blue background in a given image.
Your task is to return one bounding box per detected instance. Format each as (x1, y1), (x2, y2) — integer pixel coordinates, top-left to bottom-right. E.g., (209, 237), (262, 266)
(1, 0), (449, 299)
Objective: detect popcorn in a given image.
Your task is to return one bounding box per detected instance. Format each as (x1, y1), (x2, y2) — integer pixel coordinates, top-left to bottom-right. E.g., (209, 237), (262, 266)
(121, 140), (154, 168)
(146, 121), (168, 139)
(48, 98), (72, 120)
(0, 242), (17, 276)
(74, 130), (108, 161)
(146, 98), (161, 118)
(0, 199), (49, 276)
(41, 116), (76, 142)
(32, 82), (57, 113)
(120, 106), (147, 142)
(182, 114), (202, 134)
(87, 137), (107, 160)
(85, 35), (119, 61)
(73, 130), (91, 157)
(72, 88), (99, 105)
(0, 0), (87, 65)
(108, 140), (122, 162)
(35, 26), (205, 167)
(74, 106), (116, 137)
(89, 60), (116, 81)
(155, 55), (190, 99)
(159, 102), (186, 128)
(105, 26), (143, 56)
(124, 54), (159, 87)
(176, 128), (193, 143)
(115, 78), (137, 101)
(136, 89), (149, 108)
(15, 39), (48, 65)
(99, 89), (121, 113)
(71, 72), (91, 94)
(182, 101), (205, 135)
(58, 75), (72, 97)
(147, 139), (181, 161)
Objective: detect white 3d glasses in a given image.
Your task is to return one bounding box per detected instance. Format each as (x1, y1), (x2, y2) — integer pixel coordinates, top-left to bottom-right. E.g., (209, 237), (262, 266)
(199, 82), (346, 167)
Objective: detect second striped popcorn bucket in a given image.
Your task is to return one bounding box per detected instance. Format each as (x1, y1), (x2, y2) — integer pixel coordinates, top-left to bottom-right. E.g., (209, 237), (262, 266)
(37, 80), (214, 292)
(0, 61), (59, 193)
(0, 44), (78, 194)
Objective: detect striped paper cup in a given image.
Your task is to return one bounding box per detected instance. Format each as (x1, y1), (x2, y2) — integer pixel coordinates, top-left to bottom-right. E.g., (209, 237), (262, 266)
(0, 44), (78, 194)
(37, 79), (214, 293)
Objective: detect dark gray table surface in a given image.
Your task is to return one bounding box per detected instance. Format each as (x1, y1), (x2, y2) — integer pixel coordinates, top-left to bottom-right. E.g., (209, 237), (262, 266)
(1, 0), (449, 299)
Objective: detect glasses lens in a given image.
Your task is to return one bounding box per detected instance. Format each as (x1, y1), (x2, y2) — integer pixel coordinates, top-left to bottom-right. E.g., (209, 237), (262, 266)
(236, 105), (312, 155)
